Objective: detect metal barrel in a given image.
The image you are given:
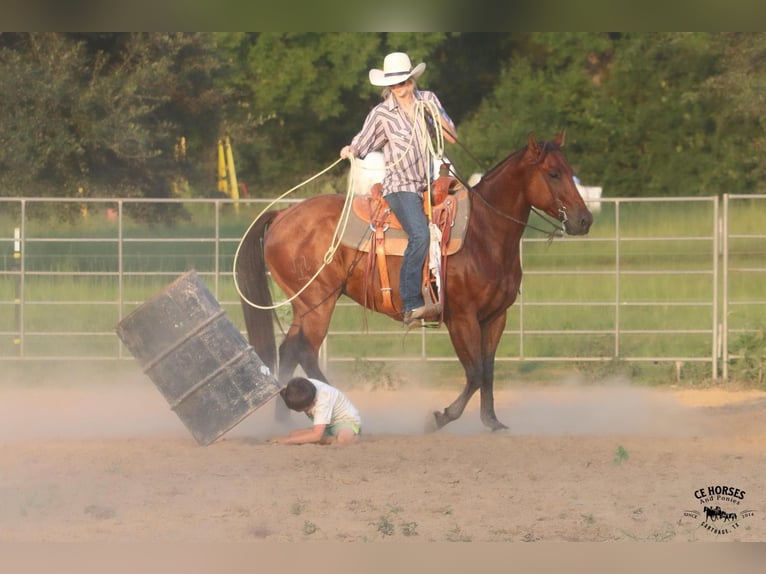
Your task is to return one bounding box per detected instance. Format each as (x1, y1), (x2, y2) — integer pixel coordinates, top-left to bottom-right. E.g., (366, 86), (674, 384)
(115, 270), (281, 445)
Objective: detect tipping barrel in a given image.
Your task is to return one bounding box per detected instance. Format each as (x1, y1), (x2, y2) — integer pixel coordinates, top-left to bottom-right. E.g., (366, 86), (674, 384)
(115, 270), (282, 445)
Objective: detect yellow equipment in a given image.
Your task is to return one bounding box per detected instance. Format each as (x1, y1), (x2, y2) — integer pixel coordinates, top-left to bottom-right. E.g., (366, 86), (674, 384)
(217, 136), (240, 213)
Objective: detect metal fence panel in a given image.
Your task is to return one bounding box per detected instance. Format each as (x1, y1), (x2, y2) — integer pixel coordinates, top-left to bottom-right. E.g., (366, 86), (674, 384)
(722, 194), (766, 380)
(0, 195), (759, 381)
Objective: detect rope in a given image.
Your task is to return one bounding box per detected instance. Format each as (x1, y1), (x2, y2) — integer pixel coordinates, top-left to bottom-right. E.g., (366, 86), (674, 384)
(415, 99), (446, 220)
(233, 157), (356, 310)
(416, 99), (446, 161)
(233, 98), (450, 311)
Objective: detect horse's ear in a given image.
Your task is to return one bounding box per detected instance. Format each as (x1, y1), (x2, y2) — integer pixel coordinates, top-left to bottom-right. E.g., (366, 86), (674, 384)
(554, 130), (566, 148)
(527, 132), (540, 155)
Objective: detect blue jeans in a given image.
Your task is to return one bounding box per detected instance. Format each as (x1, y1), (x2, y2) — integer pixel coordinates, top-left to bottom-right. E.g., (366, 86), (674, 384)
(385, 191), (428, 312)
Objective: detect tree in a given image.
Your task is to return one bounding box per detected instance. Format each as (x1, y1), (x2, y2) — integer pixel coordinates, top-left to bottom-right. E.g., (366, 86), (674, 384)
(594, 33), (724, 197)
(704, 32), (766, 192)
(3, 32), (763, 205)
(225, 32), (455, 190)
(0, 33), (242, 207)
(453, 33), (757, 198)
(450, 33), (613, 181)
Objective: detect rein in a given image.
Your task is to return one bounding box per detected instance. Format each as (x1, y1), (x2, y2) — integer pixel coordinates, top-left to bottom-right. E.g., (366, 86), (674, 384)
(471, 187), (565, 240)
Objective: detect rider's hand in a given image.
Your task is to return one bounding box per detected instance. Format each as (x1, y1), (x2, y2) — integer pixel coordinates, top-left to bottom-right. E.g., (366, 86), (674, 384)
(340, 146), (355, 160)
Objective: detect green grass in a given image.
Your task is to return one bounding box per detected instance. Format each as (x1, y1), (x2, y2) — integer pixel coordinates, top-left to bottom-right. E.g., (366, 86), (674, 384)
(613, 445), (630, 466)
(0, 197), (764, 386)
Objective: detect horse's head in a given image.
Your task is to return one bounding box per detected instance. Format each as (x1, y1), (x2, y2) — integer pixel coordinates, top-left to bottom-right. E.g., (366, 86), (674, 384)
(523, 132), (593, 236)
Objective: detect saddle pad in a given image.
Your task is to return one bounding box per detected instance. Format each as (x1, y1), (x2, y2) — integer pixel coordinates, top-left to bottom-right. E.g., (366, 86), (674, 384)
(340, 186), (470, 256)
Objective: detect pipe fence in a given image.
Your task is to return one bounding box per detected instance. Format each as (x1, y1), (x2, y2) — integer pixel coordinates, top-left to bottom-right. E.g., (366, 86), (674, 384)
(1, 195), (764, 381)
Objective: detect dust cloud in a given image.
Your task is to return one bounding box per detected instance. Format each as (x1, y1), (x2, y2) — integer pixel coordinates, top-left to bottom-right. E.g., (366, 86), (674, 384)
(340, 380), (701, 438)
(0, 362), (707, 443)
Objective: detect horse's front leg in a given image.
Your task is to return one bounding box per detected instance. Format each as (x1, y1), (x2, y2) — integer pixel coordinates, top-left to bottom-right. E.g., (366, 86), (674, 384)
(477, 353), (507, 431)
(431, 313), (508, 432)
(478, 313), (508, 431)
(430, 376), (480, 431)
(429, 317), (484, 431)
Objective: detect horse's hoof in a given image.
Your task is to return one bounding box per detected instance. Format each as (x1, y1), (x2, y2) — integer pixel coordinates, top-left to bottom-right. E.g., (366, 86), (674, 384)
(424, 411), (448, 433)
(424, 412), (439, 433)
(487, 420), (509, 433)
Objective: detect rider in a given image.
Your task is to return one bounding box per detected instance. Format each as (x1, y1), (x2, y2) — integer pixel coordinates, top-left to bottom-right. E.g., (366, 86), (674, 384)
(340, 51), (456, 325)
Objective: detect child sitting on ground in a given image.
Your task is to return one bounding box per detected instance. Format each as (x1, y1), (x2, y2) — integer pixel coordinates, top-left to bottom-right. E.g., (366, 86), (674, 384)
(270, 377), (362, 445)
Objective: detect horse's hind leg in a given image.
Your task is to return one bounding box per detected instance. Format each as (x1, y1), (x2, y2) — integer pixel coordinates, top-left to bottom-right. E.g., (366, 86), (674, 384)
(271, 326), (320, 423)
(277, 297), (337, 383)
(271, 301), (335, 422)
(270, 323), (322, 422)
(278, 327), (328, 382)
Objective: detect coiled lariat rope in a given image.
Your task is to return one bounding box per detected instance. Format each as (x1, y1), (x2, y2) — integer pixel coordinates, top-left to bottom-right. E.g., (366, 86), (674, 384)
(233, 157), (354, 310)
(418, 100), (447, 217)
(233, 98), (447, 311)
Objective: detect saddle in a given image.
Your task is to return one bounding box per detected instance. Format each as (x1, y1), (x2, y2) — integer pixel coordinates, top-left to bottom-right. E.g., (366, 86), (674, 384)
(341, 175), (470, 320)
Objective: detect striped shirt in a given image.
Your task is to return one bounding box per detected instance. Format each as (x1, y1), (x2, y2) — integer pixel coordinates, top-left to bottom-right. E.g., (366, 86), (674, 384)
(349, 89), (455, 197)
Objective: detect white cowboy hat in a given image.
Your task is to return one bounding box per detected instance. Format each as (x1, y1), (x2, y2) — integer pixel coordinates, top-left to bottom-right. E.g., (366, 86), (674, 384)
(368, 52), (426, 87)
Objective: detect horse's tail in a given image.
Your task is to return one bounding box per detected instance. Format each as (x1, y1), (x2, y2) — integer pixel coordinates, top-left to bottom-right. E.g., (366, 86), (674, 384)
(235, 210), (281, 373)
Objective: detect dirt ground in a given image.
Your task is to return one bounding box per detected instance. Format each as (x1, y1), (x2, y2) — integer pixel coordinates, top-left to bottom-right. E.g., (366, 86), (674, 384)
(1, 367), (765, 543)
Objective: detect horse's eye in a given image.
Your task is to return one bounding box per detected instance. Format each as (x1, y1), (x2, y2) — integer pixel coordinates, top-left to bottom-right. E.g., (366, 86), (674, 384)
(548, 170), (560, 179)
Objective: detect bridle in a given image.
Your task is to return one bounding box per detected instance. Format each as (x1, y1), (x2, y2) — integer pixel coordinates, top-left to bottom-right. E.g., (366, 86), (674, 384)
(450, 154), (567, 241)
(469, 185), (565, 240)
(449, 137), (571, 240)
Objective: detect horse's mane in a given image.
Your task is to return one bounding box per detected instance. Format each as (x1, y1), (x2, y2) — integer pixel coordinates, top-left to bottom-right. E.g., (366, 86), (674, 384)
(478, 139), (560, 185)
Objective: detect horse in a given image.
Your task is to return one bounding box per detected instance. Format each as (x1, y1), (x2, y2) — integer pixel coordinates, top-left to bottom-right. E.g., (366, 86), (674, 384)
(704, 506), (725, 522)
(235, 132), (593, 431)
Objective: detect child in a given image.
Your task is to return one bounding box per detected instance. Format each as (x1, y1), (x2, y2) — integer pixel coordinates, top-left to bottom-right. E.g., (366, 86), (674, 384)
(271, 377), (362, 445)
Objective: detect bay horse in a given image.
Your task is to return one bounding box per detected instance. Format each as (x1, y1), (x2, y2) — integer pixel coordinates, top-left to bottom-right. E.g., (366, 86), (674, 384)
(236, 132), (592, 431)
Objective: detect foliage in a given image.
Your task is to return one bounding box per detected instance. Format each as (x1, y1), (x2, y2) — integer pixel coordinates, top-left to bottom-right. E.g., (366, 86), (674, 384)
(450, 32), (613, 173)
(704, 33), (766, 190)
(2, 32), (766, 216)
(374, 515), (395, 536)
(613, 445), (629, 466)
(451, 32), (766, 199)
(225, 32), (450, 186)
(728, 330), (766, 387)
(0, 33), (245, 201)
(594, 33), (724, 197)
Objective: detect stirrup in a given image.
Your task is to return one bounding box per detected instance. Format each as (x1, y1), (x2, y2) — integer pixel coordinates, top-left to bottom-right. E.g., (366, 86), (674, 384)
(402, 300), (442, 327)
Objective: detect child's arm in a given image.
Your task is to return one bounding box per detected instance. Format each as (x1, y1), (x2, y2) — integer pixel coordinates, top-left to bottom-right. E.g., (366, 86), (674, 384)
(271, 424), (327, 445)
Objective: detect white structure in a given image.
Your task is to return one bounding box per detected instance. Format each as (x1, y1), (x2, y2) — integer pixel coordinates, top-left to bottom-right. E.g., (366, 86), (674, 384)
(576, 184), (602, 213)
(467, 173), (482, 187)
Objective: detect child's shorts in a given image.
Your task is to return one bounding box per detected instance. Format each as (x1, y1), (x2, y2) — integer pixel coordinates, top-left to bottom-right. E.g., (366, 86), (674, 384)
(323, 421), (361, 437)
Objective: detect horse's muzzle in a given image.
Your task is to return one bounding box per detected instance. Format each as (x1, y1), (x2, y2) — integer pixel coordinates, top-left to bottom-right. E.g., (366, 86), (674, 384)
(563, 207), (593, 236)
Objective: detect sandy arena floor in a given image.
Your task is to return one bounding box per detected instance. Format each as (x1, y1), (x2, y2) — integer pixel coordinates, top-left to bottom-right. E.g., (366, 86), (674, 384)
(1, 368), (765, 543)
